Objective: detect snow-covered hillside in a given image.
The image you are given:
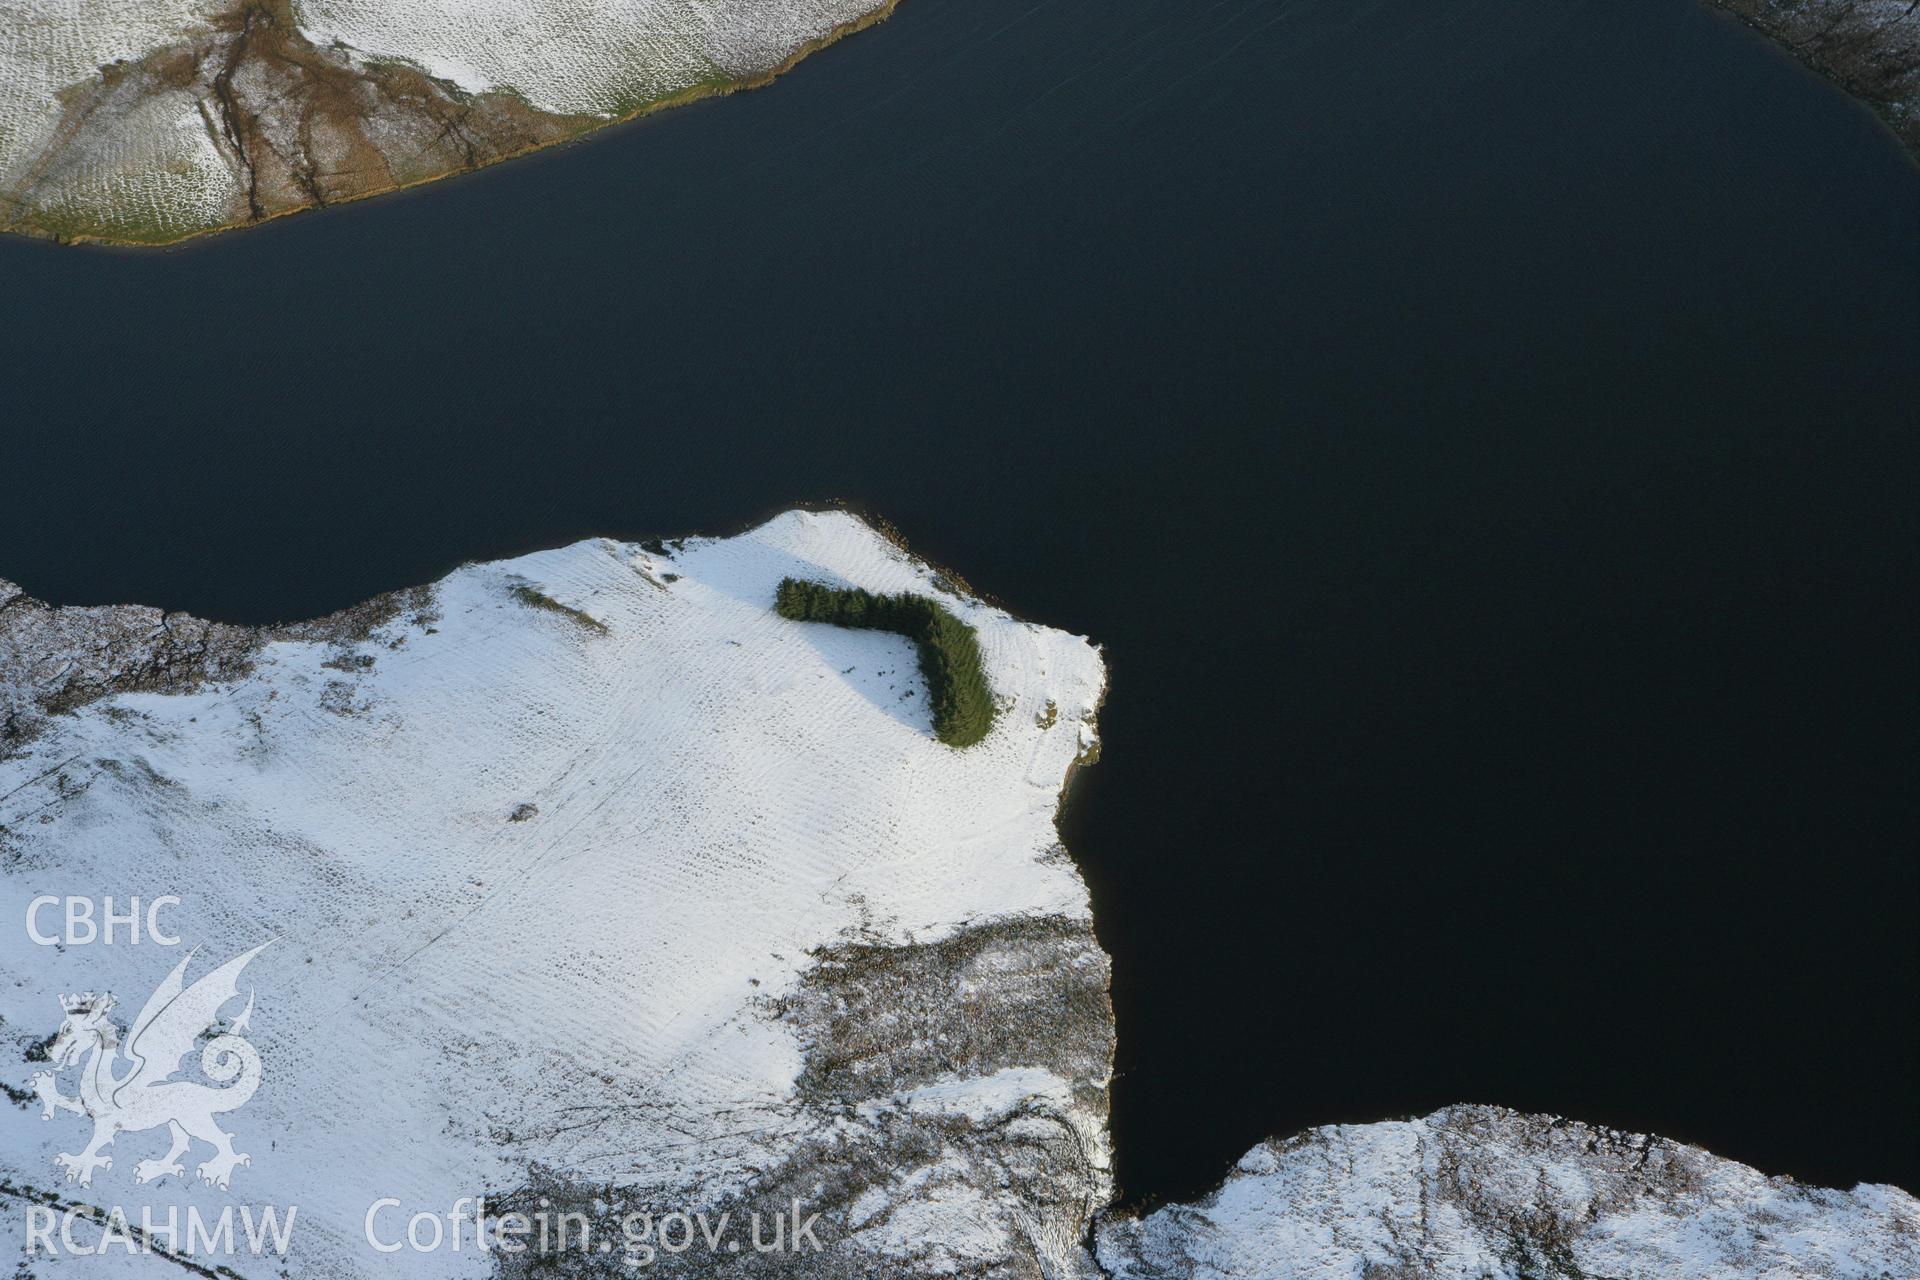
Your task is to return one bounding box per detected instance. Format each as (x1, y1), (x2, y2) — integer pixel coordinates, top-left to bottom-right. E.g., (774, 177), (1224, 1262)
(0, 510), (1111, 1277)
(0, 0), (899, 244)
(1097, 1105), (1920, 1280)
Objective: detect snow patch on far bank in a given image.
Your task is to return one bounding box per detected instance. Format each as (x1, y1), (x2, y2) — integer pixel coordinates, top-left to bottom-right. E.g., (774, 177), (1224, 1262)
(296, 0), (894, 117)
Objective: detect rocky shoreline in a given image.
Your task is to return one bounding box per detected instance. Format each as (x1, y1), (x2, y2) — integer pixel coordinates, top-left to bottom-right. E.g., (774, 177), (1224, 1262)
(0, 0), (902, 247)
(1710, 0), (1920, 157)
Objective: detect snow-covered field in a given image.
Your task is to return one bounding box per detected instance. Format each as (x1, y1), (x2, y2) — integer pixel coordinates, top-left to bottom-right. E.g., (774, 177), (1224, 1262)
(0, 511), (1108, 1277)
(0, 0), (240, 238)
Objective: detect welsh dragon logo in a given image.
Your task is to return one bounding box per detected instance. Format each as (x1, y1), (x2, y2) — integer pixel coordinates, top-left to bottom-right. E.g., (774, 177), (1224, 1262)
(32, 942), (271, 1191)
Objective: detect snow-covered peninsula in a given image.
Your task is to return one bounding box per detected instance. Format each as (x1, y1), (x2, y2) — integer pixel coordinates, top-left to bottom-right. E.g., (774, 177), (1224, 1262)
(0, 0), (898, 245)
(2, 511), (1111, 1276)
(2, 511), (1914, 1278)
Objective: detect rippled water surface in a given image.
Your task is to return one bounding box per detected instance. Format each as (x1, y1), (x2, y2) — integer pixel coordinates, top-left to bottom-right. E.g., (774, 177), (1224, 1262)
(3, 0), (1917, 1205)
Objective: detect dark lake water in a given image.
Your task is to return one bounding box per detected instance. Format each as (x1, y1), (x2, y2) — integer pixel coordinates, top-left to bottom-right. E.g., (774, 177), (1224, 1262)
(3, 0), (1916, 1207)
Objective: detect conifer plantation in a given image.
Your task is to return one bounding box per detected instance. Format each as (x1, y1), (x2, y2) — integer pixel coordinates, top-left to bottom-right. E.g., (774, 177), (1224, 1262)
(774, 578), (997, 747)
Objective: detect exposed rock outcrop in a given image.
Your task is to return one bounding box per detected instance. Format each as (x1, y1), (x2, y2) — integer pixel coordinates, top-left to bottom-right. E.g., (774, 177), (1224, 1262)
(0, 574), (436, 753)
